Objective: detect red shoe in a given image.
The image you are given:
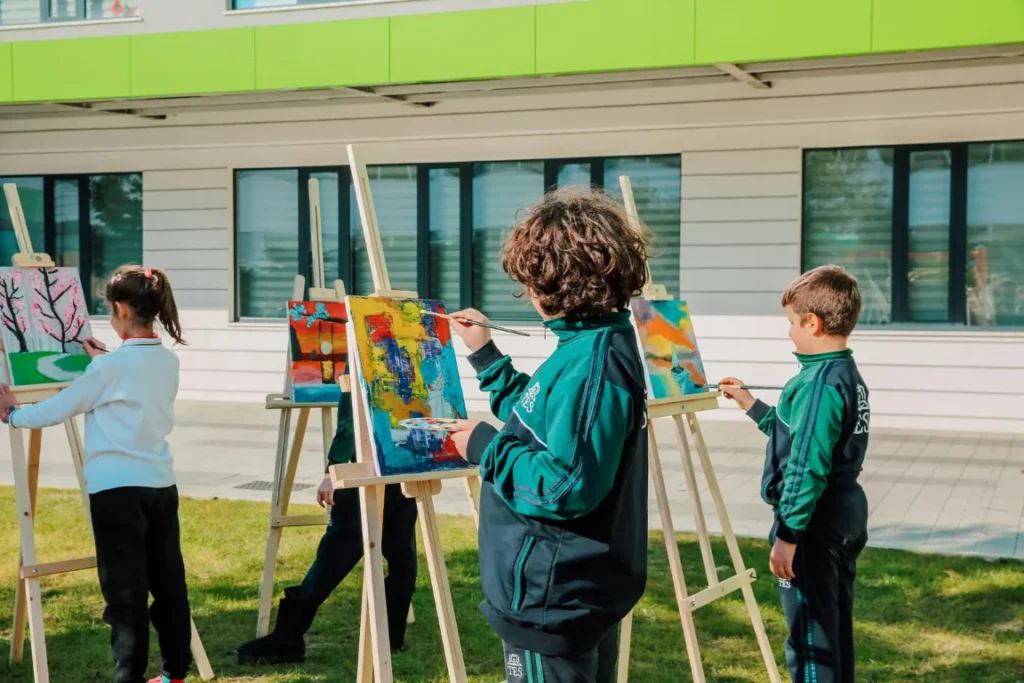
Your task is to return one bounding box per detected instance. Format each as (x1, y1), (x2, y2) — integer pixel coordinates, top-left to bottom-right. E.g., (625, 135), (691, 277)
(147, 677), (185, 683)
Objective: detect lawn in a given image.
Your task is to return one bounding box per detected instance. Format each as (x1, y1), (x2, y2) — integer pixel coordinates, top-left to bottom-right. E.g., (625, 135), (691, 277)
(1, 487), (1022, 683)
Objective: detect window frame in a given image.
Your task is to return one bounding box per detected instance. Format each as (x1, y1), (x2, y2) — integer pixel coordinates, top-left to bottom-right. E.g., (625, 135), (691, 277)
(802, 141), (978, 328)
(233, 154), (682, 323)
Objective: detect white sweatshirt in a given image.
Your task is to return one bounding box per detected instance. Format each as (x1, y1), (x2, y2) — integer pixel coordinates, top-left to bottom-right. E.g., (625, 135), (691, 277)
(10, 338), (179, 494)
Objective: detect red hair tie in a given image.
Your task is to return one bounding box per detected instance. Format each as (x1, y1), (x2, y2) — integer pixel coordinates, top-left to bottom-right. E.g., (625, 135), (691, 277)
(144, 268), (158, 283)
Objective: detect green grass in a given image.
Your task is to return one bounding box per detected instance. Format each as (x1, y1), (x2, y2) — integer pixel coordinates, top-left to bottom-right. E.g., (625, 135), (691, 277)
(2, 488), (1022, 682)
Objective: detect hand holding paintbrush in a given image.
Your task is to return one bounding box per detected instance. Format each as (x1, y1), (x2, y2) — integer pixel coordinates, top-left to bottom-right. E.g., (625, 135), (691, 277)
(439, 308), (522, 352)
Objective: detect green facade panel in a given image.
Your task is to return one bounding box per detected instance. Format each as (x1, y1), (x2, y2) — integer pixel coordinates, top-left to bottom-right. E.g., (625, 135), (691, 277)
(0, 44), (11, 103)
(695, 0), (872, 64)
(131, 29), (256, 98)
(255, 18), (389, 90)
(12, 36), (130, 102)
(6, 0), (1024, 102)
(873, 0), (1024, 52)
(536, 0), (694, 74)
(390, 7), (535, 83)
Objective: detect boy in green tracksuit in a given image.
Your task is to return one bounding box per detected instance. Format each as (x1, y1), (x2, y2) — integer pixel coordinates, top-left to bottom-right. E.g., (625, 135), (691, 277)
(448, 189), (651, 683)
(720, 265), (870, 683)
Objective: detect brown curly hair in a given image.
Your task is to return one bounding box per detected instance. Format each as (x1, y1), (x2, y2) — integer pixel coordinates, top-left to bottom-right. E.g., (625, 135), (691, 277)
(500, 188), (651, 320)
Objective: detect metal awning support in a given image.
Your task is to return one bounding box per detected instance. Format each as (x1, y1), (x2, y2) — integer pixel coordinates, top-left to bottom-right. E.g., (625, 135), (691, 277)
(715, 63), (771, 90)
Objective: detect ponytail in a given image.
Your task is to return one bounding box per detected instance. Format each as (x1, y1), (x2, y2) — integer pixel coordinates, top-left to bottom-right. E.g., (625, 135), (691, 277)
(106, 265), (187, 345)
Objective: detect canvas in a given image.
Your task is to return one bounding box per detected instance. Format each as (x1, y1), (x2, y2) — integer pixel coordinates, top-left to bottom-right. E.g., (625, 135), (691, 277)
(630, 298), (708, 398)
(287, 300), (348, 403)
(0, 267), (93, 386)
(346, 296), (470, 476)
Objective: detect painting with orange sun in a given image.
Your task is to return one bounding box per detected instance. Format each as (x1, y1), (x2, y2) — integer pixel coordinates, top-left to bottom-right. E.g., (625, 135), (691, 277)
(287, 300), (348, 403)
(630, 299), (707, 398)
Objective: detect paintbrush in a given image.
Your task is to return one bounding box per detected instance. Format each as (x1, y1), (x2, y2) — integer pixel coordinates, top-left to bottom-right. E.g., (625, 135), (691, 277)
(419, 310), (531, 337)
(703, 383), (784, 391)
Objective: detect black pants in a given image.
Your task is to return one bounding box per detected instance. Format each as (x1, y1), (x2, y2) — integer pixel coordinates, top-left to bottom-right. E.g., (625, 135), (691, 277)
(90, 485), (192, 683)
(294, 482), (418, 645)
(775, 529), (868, 683)
(503, 627), (619, 683)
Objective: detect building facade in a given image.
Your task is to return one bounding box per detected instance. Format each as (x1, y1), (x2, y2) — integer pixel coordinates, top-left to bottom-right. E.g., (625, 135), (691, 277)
(2, 0), (1024, 432)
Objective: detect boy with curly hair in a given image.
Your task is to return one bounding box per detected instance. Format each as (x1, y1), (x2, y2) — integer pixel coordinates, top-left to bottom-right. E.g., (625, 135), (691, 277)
(448, 188), (651, 683)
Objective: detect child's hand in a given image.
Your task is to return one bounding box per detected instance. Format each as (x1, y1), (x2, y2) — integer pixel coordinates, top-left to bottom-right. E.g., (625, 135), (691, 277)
(718, 377), (755, 411)
(449, 419), (480, 458)
(447, 309), (491, 353)
(0, 385), (19, 422)
(316, 475), (335, 508)
(769, 539), (797, 580)
(83, 337), (108, 359)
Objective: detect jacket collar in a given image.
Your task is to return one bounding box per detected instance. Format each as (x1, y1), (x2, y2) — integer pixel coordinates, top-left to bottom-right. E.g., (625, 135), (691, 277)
(794, 349), (852, 365)
(544, 310), (633, 340)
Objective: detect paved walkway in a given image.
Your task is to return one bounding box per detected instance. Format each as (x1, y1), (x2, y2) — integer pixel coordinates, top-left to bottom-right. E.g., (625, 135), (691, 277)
(2, 401), (1022, 560)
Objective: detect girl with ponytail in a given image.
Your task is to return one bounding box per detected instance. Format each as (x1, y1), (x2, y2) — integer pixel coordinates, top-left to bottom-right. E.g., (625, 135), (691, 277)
(0, 265), (194, 683)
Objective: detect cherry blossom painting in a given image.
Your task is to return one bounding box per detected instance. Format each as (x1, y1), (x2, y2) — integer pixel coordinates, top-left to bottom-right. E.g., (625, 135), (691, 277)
(0, 267), (93, 386)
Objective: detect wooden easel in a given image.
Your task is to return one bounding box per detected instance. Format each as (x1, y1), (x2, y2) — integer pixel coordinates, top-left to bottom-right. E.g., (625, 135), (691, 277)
(2, 184), (214, 683)
(328, 144), (482, 683)
(255, 177), (348, 636)
(615, 177), (781, 683)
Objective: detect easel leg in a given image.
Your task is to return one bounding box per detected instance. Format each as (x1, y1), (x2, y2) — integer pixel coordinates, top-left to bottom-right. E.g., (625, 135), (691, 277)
(463, 475), (481, 529)
(411, 481), (467, 683)
(9, 427), (49, 682)
(190, 619), (214, 680)
(357, 482), (386, 683)
(359, 484), (393, 683)
(257, 408), (302, 637)
(616, 611), (633, 683)
(11, 429), (41, 664)
(672, 416), (719, 586)
(686, 415), (782, 683)
(648, 424), (705, 683)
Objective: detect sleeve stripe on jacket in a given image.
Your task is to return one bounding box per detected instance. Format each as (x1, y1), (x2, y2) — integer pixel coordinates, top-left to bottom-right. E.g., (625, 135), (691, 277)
(511, 330), (611, 505)
(780, 362), (833, 519)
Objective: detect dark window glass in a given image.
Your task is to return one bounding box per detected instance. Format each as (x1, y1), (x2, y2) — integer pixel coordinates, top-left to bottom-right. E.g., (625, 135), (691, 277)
(429, 167), (461, 305)
(472, 161), (544, 321)
(605, 155), (682, 297)
(235, 169), (299, 319)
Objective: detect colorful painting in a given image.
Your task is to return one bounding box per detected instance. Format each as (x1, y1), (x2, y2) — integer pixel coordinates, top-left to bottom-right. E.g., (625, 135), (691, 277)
(0, 267), (93, 386)
(630, 299), (708, 398)
(347, 296), (470, 476)
(288, 300), (348, 403)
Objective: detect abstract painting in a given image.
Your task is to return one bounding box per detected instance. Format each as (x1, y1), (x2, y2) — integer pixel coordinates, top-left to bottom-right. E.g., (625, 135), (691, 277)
(630, 298), (708, 398)
(287, 300), (348, 403)
(346, 296), (470, 476)
(0, 267), (93, 386)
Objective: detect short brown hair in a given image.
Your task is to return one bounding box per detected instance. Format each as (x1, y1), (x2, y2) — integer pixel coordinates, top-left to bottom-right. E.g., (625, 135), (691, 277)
(500, 188), (650, 320)
(781, 265), (862, 337)
(106, 265), (186, 345)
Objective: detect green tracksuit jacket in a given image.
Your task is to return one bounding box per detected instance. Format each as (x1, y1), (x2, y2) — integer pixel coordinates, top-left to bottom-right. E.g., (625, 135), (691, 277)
(747, 349), (870, 544)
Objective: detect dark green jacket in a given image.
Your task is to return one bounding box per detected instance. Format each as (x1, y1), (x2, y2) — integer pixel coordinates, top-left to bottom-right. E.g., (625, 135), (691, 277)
(327, 393), (355, 468)
(465, 311), (649, 656)
(747, 349), (870, 544)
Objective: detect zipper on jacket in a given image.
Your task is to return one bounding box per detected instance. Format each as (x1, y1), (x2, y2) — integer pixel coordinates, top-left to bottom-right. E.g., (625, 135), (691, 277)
(511, 535), (537, 612)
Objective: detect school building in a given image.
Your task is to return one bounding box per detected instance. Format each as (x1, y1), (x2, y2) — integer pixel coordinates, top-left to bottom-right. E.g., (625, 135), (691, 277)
(1, 1), (1023, 433)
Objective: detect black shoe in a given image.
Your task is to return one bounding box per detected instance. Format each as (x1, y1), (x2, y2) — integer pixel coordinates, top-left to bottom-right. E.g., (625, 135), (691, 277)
(237, 589), (317, 665)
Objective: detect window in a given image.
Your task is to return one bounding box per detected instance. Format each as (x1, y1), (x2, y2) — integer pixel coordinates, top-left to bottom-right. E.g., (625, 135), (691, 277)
(232, 0), (354, 8)
(803, 140), (1024, 327)
(0, 0), (137, 24)
(234, 166), (421, 320)
(0, 174), (142, 314)
(234, 155), (683, 322)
